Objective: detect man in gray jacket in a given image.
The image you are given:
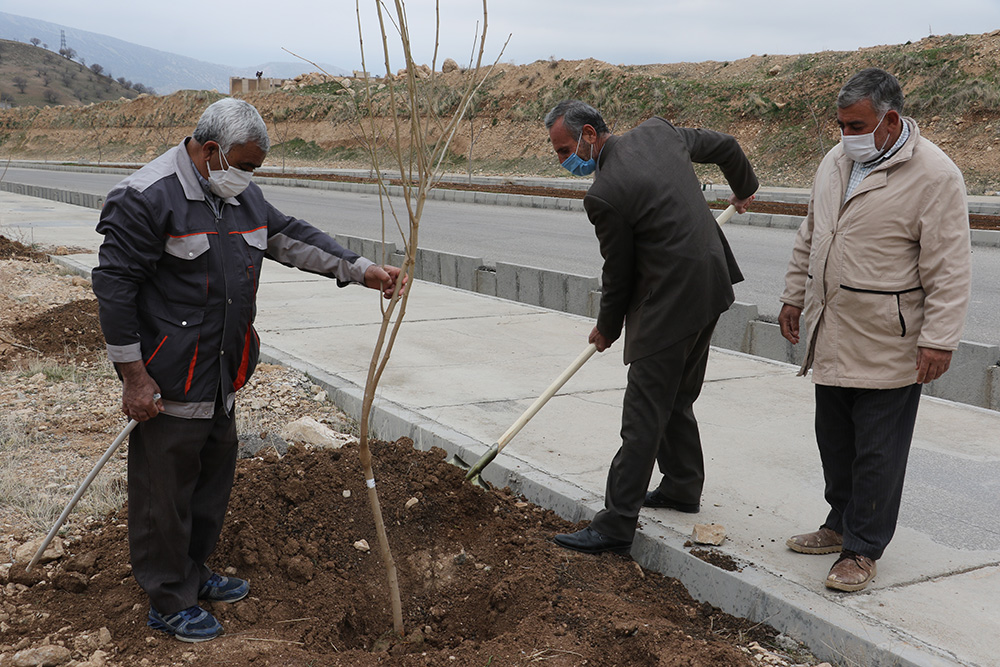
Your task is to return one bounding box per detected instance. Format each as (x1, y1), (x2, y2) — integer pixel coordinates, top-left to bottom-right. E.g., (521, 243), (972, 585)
(544, 100), (757, 555)
(779, 69), (971, 591)
(93, 98), (400, 641)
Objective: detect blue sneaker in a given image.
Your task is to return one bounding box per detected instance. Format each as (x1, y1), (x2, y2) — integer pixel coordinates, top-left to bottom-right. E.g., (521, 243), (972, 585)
(198, 572), (249, 603)
(148, 605), (222, 642)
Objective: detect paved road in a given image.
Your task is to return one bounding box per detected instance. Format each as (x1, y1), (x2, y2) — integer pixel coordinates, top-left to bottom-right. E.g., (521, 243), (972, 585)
(4, 165), (998, 347)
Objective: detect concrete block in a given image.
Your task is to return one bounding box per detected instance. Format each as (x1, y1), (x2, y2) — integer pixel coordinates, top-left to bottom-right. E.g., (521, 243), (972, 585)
(431, 249), (481, 291)
(989, 366), (1000, 411)
(588, 290), (602, 318)
(564, 274), (600, 317)
(971, 230), (1000, 248)
(924, 341), (1000, 408)
(748, 320), (804, 365)
(498, 263), (541, 306)
(773, 213), (804, 230)
(474, 267), (497, 296)
(495, 262), (516, 301)
(540, 270), (567, 312)
(712, 301), (758, 352)
(415, 247), (441, 284)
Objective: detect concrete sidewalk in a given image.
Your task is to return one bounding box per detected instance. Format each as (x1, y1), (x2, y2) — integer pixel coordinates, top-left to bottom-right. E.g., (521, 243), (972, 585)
(3, 191), (1000, 667)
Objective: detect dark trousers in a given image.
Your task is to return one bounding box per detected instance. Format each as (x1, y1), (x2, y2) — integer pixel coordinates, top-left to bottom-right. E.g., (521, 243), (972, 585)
(590, 317), (717, 542)
(128, 406), (238, 614)
(815, 383), (922, 560)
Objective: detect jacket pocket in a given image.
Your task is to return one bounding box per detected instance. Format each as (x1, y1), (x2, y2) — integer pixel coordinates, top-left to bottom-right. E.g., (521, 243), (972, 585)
(164, 233), (212, 260)
(840, 284), (922, 337)
(140, 309), (206, 401)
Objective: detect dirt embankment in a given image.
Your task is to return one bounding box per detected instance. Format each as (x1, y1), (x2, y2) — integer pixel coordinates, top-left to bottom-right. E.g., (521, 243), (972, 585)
(3, 31), (1000, 194)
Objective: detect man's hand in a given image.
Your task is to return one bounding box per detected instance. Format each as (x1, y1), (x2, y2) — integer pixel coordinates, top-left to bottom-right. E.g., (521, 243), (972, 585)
(364, 264), (404, 299)
(778, 304), (802, 344)
(916, 347), (952, 384)
(728, 192), (755, 214)
(589, 326), (612, 352)
(116, 360), (163, 421)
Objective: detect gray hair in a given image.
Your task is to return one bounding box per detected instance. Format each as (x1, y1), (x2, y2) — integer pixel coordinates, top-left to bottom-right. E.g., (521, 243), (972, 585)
(544, 99), (609, 139)
(837, 68), (904, 115)
(193, 98), (271, 153)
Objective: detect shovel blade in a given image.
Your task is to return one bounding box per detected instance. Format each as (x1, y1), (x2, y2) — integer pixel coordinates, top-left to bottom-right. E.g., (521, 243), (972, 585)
(464, 443), (499, 481)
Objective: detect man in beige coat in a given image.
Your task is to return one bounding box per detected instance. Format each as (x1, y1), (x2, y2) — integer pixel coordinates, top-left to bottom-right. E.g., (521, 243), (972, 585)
(778, 68), (971, 592)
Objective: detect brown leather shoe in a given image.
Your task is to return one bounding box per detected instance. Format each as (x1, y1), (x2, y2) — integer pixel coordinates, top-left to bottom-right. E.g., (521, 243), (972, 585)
(786, 527), (843, 554)
(825, 551), (876, 592)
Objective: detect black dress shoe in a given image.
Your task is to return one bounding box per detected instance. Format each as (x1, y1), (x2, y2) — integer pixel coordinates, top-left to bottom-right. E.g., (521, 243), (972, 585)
(643, 490), (700, 513)
(553, 526), (632, 555)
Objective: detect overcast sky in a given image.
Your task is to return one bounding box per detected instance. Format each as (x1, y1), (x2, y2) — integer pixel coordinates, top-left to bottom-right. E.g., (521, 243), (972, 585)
(11, 1), (1000, 71)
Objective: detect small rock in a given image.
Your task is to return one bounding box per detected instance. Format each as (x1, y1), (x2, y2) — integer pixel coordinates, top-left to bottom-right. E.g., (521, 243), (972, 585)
(14, 537), (64, 565)
(280, 416), (351, 449)
(98, 627), (112, 646)
(353, 539), (370, 552)
(405, 497), (419, 509)
(12, 645), (72, 667)
(442, 58), (459, 73)
(767, 65), (781, 76)
(691, 523), (726, 546)
(343, 490), (351, 498)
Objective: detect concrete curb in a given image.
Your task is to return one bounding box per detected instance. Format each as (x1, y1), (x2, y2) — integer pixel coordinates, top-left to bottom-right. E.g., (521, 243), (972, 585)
(259, 343), (959, 667)
(332, 235), (1000, 412)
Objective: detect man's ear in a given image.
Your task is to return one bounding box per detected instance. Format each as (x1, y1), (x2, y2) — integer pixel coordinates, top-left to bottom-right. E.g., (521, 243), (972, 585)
(581, 124), (599, 145)
(200, 140), (220, 161)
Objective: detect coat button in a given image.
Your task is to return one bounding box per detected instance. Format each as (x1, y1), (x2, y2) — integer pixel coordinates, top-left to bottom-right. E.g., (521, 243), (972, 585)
(181, 321), (187, 326)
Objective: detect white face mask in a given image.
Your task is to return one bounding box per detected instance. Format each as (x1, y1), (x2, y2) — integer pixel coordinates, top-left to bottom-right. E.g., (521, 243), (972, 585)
(840, 112), (890, 164)
(207, 148), (252, 198)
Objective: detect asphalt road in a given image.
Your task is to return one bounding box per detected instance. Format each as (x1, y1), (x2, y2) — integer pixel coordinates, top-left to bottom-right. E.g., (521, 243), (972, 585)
(3, 166), (998, 347)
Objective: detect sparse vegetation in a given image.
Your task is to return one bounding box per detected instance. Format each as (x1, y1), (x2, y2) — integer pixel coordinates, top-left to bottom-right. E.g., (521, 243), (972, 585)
(1, 31), (1000, 191)
(0, 38), (151, 108)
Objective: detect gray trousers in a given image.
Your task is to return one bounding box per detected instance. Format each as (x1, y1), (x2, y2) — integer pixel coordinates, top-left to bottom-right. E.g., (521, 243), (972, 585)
(590, 317), (717, 542)
(128, 406), (238, 614)
(815, 383), (922, 560)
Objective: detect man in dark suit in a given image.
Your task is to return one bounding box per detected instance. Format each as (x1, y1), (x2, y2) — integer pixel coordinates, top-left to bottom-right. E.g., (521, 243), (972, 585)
(544, 100), (757, 555)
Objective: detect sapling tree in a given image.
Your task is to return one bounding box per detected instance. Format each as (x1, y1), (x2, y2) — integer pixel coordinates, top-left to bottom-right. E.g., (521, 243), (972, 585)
(350, 0), (505, 636)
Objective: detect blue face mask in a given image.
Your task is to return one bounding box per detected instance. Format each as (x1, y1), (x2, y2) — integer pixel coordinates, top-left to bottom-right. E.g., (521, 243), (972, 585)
(561, 134), (596, 176)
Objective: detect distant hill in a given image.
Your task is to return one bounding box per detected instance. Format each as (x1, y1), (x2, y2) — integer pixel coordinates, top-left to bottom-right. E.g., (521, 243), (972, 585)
(0, 38), (139, 107)
(0, 11), (350, 94)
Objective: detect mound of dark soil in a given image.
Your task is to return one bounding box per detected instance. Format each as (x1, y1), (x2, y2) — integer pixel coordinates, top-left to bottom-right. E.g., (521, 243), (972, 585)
(6, 439), (772, 666)
(0, 236), (46, 261)
(11, 299), (103, 359)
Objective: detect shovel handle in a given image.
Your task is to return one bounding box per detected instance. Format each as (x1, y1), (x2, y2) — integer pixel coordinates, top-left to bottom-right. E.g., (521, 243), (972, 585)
(716, 204), (737, 225)
(465, 344), (598, 481)
(496, 343), (598, 452)
(27, 419), (138, 571)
